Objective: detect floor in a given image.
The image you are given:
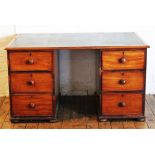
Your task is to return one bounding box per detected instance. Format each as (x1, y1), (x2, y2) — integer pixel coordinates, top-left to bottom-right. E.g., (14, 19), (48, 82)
(0, 95), (155, 129)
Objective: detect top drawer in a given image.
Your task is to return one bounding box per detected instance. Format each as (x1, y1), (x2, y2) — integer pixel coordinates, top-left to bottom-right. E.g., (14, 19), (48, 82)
(9, 51), (53, 71)
(102, 50), (145, 70)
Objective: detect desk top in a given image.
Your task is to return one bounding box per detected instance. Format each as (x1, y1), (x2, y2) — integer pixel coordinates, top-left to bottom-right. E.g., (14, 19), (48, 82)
(6, 32), (150, 50)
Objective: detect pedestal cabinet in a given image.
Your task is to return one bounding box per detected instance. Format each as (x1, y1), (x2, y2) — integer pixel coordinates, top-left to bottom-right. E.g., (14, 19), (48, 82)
(98, 49), (146, 121)
(7, 51), (59, 122)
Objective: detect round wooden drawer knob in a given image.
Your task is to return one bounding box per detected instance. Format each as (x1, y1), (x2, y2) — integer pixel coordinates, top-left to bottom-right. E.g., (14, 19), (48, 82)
(119, 79), (126, 85)
(26, 59), (34, 64)
(118, 102), (126, 107)
(27, 80), (35, 86)
(119, 57), (126, 63)
(28, 103), (36, 109)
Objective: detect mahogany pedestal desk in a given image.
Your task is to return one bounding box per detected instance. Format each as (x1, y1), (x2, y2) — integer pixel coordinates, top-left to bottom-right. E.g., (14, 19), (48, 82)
(5, 33), (150, 123)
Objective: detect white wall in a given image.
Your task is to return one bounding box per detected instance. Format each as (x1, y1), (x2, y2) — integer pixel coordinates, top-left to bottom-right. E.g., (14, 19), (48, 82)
(0, 26), (15, 38)
(0, 26), (15, 97)
(59, 50), (99, 95)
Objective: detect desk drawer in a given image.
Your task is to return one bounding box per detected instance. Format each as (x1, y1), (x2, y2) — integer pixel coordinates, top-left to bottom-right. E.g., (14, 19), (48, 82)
(12, 94), (53, 116)
(9, 51), (53, 71)
(102, 71), (144, 91)
(11, 73), (53, 93)
(102, 93), (143, 116)
(102, 50), (145, 70)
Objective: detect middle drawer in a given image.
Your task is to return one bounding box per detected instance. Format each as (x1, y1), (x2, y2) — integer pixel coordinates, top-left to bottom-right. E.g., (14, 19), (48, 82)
(11, 73), (53, 93)
(102, 71), (144, 91)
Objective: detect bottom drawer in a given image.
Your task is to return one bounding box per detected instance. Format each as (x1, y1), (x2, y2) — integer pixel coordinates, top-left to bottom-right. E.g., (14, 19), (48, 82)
(102, 93), (143, 116)
(12, 94), (53, 117)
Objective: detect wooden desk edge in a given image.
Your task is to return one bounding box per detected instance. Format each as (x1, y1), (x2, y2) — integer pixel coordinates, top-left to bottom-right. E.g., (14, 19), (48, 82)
(5, 45), (150, 51)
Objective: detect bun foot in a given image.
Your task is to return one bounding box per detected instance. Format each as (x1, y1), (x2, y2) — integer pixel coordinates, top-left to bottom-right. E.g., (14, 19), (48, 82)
(11, 119), (20, 123)
(48, 119), (58, 123)
(136, 118), (145, 122)
(99, 118), (108, 122)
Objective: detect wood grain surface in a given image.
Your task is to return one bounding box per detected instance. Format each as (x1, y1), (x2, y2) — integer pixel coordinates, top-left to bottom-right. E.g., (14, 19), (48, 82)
(12, 94), (53, 117)
(11, 73), (53, 93)
(102, 93), (143, 116)
(9, 51), (53, 71)
(102, 50), (145, 70)
(102, 71), (144, 91)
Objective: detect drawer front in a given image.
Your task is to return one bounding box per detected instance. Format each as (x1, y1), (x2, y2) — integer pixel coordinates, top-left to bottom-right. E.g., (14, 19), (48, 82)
(102, 50), (145, 70)
(102, 71), (144, 91)
(102, 93), (143, 115)
(9, 51), (53, 71)
(11, 73), (53, 93)
(12, 94), (53, 116)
